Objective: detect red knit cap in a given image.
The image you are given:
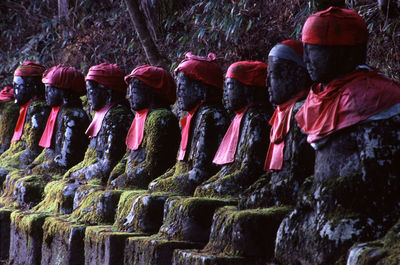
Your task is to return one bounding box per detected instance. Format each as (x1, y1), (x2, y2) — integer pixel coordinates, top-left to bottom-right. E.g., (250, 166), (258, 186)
(125, 65), (176, 104)
(281, 40), (304, 57)
(226, 61), (268, 87)
(42, 65), (86, 96)
(14, 61), (46, 77)
(85, 62), (127, 94)
(175, 52), (223, 90)
(302, 7), (368, 46)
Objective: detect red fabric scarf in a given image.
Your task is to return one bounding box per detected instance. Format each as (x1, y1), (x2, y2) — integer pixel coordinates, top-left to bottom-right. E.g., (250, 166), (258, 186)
(295, 69), (400, 143)
(264, 89), (308, 171)
(126, 109), (149, 150)
(177, 103), (203, 161)
(11, 98), (39, 142)
(38, 106), (62, 148)
(85, 102), (116, 138)
(213, 104), (252, 165)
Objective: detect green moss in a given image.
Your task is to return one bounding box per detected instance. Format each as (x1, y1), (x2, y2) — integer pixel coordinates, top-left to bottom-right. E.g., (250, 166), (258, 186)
(32, 179), (69, 213)
(109, 153), (127, 179)
(31, 149), (46, 165)
(71, 189), (123, 225)
(113, 190), (146, 228)
(85, 225), (146, 245)
(63, 147), (97, 179)
(10, 210), (50, 236)
(0, 101), (19, 150)
(42, 215), (85, 245)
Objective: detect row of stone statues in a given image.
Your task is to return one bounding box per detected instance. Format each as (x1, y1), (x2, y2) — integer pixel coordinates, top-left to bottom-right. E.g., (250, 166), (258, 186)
(0, 6), (399, 265)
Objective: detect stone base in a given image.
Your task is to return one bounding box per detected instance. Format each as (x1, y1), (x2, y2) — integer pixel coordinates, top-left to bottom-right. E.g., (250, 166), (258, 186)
(84, 225), (147, 265)
(41, 215), (86, 265)
(0, 209), (12, 260)
(9, 210), (50, 265)
(173, 250), (269, 265)
(124, 236), (204, 265)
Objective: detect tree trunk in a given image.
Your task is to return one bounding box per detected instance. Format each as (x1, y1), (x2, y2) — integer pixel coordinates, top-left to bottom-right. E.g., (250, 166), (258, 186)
(124, 0), (170, 70)
(58, 0), (69, 19)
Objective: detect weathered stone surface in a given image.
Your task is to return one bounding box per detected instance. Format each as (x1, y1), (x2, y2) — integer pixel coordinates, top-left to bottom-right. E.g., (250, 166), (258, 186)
(148, 103), (228, 196)
(172, 250), (268, 265)
(9, 210), (50, 265)
(239, 101), (314, 209)
(67, 103), (132, 183)
(109, 108), (180, 189)
(194, 105), (271, 199)
(84, 225), (147, 265)
(159, 197), (235, 243)
(275, 116), (400, 265)
(203, 205), (292, 258)
(41, 216), (86, 265)
(0, 209), (12, 260)
(114, 192), (169, 233)
(124, 236), (204, 265)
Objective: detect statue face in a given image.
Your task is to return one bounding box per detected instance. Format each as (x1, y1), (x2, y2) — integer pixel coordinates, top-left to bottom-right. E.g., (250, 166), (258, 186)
(303, 43), (339, 84)
(224, 78), (248, 111)
(13, 76), (40, 106)
(127, 78), (152, 111)
(86, 80), (109, 111)
(268, 57), (301, 105)
(176, 71), (203, 111)
(45, 85), (65, 107)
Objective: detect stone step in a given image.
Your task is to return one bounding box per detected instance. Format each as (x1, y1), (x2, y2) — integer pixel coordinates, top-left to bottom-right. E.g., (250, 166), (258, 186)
(124, 236), (204, 265)
(205, 205), (293, 259)
(0, 209), (12, 260)
(84, 225), (148, 265)
(173, 249), (270, 265)
(9, 210), (51, 265)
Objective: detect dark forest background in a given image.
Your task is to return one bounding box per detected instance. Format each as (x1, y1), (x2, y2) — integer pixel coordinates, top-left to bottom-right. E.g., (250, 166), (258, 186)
(0, 0), (399, 87)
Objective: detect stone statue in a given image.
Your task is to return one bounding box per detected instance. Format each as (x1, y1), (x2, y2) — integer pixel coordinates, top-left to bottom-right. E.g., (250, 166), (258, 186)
(0, 65), (90, 207)
(194, 61), (272, 198)
(148, 53), (229, 196)
(27, 65), (90, 175)
(108, 65), (180, 189)
(0, 62), (50, 179)
(275, 7), (400, 265)
(67, 63), (133, 184)
(0, 86), (19, 156)
(240, 40), (315, 209)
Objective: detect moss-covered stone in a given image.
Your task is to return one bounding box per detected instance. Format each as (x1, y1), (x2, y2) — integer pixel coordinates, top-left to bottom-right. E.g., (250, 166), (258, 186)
(84, 225), (147, 265)
(0, 209), (12, 260)
(194, 105), (270, 199)
(41, 215), (86, 265)
(109, 108), (180, 190)
(124, 235), (204, 265)
(9, 210), (50, 265)
(148, 104), (229, 196)
(71, 189), (123, 225)
(159, 197), (235, 243)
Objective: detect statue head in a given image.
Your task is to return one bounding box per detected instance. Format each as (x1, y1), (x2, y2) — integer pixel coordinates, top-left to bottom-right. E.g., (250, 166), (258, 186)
(85, 63), (127, 111)
(224, 61), (268, 111)
(13, 61), (46, 106)
(175, 52), (223, 111)
(124, 65), (176, 111)
(42, 65), (86, 107)
(302, 7), (368, 85)
(268, 40), (311, 105)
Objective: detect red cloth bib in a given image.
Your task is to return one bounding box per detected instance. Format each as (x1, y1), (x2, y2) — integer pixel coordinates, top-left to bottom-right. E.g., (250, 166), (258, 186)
(295, 69), (400, 143)
(11, 98), (39, 142)
(177, 103), (203, 161)
(213, 105), (252, 165)
(264, 89), (308, 171)
(38, 106), (62, 148)
(126, 109), (149, 150)
(85, 102), (116, 138)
